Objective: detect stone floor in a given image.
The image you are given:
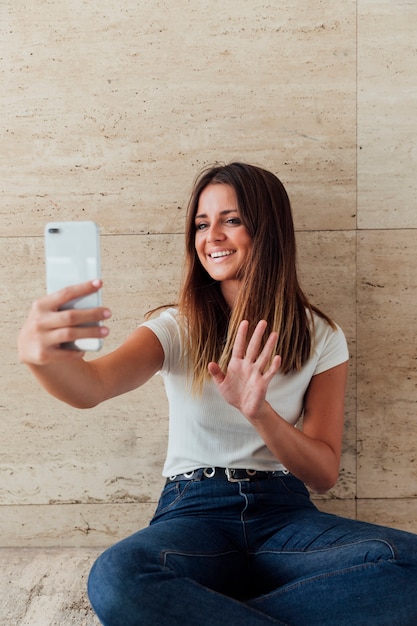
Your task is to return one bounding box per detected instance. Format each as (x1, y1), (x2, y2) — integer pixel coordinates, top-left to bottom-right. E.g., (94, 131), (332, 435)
(0, 548), (102, 625)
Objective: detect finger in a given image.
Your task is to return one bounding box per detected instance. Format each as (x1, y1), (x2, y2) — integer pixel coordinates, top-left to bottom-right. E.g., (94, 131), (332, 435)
(42, 280), (103, 313)
(49, 323), (109, 348)
(231, 320), (249, 359)
(245, 320), (268, 362)
(255, 330), (278, 371)
(208, 362), (225, 386)
(263, 354), (282, 381)
(51, 306), (111, 329)
(35, 310), (110, 350)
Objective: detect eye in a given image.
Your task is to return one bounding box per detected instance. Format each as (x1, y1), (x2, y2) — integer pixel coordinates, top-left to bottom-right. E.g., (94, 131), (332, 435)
(195, 222), (208, 231)
(225, 217), (241, 225)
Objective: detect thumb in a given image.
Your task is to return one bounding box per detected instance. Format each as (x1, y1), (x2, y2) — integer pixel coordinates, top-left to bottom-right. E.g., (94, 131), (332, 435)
(208, 362), (225, 386)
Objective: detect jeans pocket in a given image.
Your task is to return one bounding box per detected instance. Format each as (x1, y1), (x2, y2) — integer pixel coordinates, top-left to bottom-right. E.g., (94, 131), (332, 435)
(151, 481), (192, 520)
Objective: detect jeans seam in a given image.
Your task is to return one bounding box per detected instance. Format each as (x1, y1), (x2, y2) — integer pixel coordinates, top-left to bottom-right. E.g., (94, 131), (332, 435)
(161, 549), (242, 568)
(253, 538), (396, 560)
(249, 560), (392, 607)
(238, 482), (250, 552)
(153, 481), (193, 517)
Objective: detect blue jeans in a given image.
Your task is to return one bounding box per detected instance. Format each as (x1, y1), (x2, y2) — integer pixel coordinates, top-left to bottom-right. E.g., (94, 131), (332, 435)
(88, 473), (417, 625)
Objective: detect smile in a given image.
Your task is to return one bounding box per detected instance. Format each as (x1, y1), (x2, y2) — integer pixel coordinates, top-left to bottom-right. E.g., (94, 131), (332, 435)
(209, 250), (236, 259)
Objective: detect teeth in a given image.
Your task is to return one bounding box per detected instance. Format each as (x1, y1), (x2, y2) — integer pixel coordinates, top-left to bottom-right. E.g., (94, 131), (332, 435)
(210, 250), (234, 258)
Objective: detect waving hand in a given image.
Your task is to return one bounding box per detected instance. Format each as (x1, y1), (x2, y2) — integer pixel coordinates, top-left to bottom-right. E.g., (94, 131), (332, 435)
(208, 320), (281, 420)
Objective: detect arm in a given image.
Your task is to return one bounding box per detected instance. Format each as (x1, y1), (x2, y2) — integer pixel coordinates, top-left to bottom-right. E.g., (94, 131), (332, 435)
(246, 363), (347, 493)
(18, 280), (164, 409)
(208, 320), (348, 493)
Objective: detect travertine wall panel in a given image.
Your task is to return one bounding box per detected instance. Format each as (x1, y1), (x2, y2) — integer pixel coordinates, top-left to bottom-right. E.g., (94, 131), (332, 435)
(2, 0), (356, 236)
(357, 499), (417, 534)
(1, 0), (416, 545)
(357, 230), (417, 500)
(0, 505), (158, 548)
(297, 231), (356, 500)
(358, 0), (417, 228)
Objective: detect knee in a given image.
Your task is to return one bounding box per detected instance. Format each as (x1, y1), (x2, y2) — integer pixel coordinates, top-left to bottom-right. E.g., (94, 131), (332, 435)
(87, 541), (159, 624)
(88, 546), (138, 623)
(88, 549), (118, 620)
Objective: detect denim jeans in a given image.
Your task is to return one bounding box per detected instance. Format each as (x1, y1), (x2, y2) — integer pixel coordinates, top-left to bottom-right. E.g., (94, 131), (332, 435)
(88, 473), (417, 625)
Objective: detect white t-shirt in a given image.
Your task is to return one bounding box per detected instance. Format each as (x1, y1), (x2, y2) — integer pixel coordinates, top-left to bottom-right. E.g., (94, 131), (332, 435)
(141, 308), (349, 477)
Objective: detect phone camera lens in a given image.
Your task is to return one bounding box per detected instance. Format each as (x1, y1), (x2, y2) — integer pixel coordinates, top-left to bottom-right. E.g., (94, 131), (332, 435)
(48, 228), (60, 234)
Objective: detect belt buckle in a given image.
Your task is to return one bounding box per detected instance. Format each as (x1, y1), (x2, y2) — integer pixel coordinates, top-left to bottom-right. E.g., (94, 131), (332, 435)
(225, 468), (250, 482)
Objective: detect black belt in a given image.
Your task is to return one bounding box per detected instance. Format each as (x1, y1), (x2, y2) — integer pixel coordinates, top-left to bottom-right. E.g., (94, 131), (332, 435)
(166, 467), (291, 484)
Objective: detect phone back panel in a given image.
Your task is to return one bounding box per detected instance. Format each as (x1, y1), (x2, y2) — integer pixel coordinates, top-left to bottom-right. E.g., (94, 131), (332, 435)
(44, 221), (102, 350)
(45, 221), (101, 309)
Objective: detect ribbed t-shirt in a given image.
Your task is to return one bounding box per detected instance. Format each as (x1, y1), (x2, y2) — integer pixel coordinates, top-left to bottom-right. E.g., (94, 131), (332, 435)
(141, 308), (349, 477)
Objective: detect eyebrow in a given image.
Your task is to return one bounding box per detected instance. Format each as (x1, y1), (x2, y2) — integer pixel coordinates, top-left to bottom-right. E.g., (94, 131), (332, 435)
(194, 209), (239, 220)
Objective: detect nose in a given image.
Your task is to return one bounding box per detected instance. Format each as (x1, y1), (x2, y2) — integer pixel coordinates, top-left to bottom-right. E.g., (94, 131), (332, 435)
(207, 222), (226, 242)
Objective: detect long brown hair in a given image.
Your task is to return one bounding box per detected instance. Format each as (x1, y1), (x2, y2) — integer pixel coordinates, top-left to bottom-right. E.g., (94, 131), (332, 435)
(177, 162), (334, 391)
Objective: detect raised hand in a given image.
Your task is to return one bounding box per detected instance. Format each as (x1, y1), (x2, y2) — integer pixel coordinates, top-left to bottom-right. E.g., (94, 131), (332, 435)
(208, 320), (281, 420)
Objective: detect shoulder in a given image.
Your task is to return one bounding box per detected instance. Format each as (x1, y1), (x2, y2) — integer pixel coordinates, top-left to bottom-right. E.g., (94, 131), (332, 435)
(309, 311), (349, 375)
(140, 307), (184, 371)
(142, 306), (180, 327)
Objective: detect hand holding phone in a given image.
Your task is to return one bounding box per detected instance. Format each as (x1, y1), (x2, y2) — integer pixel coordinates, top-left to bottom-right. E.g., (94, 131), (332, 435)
(44, 221), (103, 351)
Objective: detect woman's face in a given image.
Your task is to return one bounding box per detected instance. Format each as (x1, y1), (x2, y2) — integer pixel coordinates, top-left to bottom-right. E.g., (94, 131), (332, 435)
(194, 183), (252, 306)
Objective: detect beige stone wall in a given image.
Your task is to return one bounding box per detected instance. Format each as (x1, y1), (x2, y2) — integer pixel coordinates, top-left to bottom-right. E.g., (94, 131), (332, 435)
(1, 0), (416, 547)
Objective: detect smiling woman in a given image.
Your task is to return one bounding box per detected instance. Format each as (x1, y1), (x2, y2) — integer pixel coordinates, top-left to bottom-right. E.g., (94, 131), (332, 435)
(18, 162), (417, 626)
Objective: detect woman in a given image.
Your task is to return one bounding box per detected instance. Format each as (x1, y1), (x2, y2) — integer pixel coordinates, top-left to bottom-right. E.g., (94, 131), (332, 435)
(18, 163), (417, 625)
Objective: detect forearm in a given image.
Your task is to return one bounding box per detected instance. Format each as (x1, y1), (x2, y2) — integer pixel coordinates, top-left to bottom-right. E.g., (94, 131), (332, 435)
(23, 325), (164, 409)
(247, 402), (341, 493)
(26, 359), (105, 409)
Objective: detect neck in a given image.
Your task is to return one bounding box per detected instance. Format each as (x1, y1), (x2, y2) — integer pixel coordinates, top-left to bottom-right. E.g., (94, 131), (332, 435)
(220, 280), (239, 309)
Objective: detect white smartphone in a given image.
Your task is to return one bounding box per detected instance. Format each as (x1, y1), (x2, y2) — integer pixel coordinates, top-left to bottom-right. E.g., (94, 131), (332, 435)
(44, 220), (102, 351)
